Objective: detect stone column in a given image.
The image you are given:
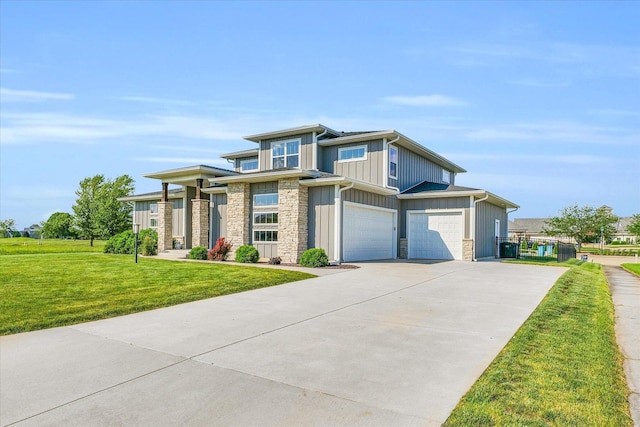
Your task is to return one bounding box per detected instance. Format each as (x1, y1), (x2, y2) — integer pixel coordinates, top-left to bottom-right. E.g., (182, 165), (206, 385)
(191, 199), (210, 248)
(157, 201), (173, 252)
(278, 178), (308, 264)
(226, 182), (250, 257)
(463, 238), (474, 261)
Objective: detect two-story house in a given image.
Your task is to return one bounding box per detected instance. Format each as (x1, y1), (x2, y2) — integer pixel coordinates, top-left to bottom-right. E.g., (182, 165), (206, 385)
(121, 124), (518, 263)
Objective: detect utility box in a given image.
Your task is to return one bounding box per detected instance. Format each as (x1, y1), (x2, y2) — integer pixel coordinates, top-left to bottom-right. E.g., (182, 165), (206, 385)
(500, 242), (518, 258)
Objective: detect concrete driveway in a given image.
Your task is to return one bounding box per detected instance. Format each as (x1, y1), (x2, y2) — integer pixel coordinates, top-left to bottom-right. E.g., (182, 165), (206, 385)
(1, 261), (565, 426)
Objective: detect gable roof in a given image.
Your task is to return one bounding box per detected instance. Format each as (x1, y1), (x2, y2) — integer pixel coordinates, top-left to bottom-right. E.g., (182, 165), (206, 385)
(317, 129), (466, 174)
(243, 124), (341, 142)
(398, 180), (519, 209)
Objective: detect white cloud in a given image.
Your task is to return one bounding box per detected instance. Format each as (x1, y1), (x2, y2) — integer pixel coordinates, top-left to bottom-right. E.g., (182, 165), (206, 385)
(383, 95), (468, 107)
(465, 121), (639, 145)
(507, 79), (569, 88)
(115, 96), (194, 106)
(0, 87), (74, 102)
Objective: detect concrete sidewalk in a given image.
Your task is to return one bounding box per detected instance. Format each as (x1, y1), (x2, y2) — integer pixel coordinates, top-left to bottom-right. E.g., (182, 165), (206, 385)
(604, 265), (640, 426)
(1, 261), (565, 426)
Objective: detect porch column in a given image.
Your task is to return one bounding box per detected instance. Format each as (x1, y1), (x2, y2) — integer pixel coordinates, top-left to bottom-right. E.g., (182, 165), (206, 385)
(157, 201), (173, 252)
(463, 239), (474, 261)
(161, 182), (169, 202)
(278, 178), (308, 264)
(226, 182), (250, 258)
(192, 185), (209, 248)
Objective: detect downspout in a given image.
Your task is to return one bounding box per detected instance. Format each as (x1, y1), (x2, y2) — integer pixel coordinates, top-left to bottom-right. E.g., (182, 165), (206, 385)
(334, 181), (355, 264)
(384, 136), (400, 192)
(471, 193), (490, 261)
(313, 129), (328, 170)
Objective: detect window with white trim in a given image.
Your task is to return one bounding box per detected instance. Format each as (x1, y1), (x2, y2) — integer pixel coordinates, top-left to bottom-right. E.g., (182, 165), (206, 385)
(150, 218), (158, 228)
(272, 139), (300, 169)
(389, 146), (398, 179)
(253, 193), (278, 207)
(338, 145), (367, 162)
(149, 203), (158, 214)
(240, 158), (259, 172)
(254, 230), (278, 242)
(253, 212), (278, 224)
(442, 170), (451, 184)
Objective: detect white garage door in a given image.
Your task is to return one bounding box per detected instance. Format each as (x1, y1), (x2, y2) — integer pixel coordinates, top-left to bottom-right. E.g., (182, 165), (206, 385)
(343, 203), (396, 261)
(408, 211), (463, 260)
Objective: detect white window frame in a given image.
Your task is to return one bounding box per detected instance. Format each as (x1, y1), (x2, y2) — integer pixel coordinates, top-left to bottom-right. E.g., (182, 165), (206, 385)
(149, 218), (158, 228)
(271, 138), (301, 169)
(149, 203), (158, 214)
(442, 170), (451, 184)
(253, 193), (278, 208)
(389, 146), (398, 180)
(338, 145), (367, 163)
(253, 230), (278, 242)
(240, 158), (259, 172)
(253, 212), (278, 225)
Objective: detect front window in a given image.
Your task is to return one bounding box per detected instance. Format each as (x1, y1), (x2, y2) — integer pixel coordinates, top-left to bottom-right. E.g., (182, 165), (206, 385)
(389, 146), (398, 179)
(253, 212), (278, 224)
(253, 193), (278, 207)
(254, 230), (278, 242)
(150, 218), (158, 228)
(272, 139), (300, 169)
(442, 170), (451, 184)
(240, 158), (259, 172)
(338, 145), (367, 162)
(149, 203), (158, 214)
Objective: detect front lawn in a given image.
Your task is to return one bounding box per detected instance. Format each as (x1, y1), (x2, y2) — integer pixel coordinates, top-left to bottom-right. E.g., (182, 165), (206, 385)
(0, 237), (105, 255)
(0, 253), (314, 335)
(622, 263), (640, 277)
(444, 262), (632, 426)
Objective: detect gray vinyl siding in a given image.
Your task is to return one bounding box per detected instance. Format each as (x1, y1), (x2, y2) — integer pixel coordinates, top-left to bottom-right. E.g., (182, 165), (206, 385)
(321, 140), (384, 186)
(399, 197), (471, 240)
(259, 132), (315, 171)
(308, 186), (336, 260)
(133, 198), (183, 238)
(250, 182), (279, 258)
(394, 145), (453, 191)
(343, 188), (398, 210)
(475, 201), (508, 259)
(210, 193), (227, 245)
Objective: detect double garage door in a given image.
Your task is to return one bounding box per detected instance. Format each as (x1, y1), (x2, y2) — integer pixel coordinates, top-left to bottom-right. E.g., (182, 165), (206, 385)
(408, 211), (463, 260)
(343, 203), (396, 262)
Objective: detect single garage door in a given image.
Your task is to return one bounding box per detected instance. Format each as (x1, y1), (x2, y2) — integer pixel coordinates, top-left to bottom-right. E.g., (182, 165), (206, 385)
(408, 211), (463, 260)
(343, 203), (396, 261)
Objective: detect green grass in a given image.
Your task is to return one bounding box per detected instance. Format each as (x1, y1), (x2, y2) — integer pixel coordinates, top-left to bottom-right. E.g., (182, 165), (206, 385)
(0, 237), (105, 255)
(621, 263), (640, 277)
(444, 262), (632, 426)
(0, 253), (314, 335)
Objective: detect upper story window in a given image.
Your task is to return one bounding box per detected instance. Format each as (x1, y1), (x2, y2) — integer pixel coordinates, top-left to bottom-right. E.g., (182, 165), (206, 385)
(272, 139), (300, 169)
(253, 193), (278, 207)
(389, 146), (398, 179)
(240, 158), (259, 172)
(338, 145), (367, 163)
(149, 203), (158, 214)
(442, 170), (451, 184)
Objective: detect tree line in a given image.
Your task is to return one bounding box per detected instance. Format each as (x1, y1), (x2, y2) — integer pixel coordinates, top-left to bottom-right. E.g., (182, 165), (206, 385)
(1, 174), (135, 246)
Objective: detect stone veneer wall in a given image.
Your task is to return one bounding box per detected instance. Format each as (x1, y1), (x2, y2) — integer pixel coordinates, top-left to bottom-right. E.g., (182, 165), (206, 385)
(278, 178), (308, 264)
(226, 182), (250, 257)
(157, 201), (173, 252)
(191, 199), (210, 248)
(399, 238), (408, 259)
(463, 238), (474, 261)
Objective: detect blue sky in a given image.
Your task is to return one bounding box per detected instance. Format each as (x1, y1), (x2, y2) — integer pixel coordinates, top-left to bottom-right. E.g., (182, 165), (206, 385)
(1, 1), (639, 229)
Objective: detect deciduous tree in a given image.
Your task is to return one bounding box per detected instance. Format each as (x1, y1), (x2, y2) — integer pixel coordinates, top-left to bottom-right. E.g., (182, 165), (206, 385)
(72, 174), (135, 246)
(42, 212), (76, 239)
(627, 214), (640, 241)
(0, 219), (16, 238)
(543, 204), (618, 251)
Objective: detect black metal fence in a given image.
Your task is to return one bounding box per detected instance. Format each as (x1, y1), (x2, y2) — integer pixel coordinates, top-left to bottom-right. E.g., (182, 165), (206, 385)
(495, 237), (575, 262)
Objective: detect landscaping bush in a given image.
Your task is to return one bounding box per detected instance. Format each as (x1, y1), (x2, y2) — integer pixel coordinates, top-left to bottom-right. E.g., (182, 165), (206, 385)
(520, 240), (528, 252)
(532, 242), (539, 251)
(269, 256), (282, 265)
(189, 246), (208, 260)
(235, 244), (259, 263)
(104, 229), (157, 255)
(299, 248), (328, 267)
(208, 237), (232, 261)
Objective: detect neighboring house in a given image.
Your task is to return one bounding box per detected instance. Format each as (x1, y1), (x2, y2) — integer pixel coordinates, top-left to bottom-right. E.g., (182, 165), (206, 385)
(22, 225), (41, 238)
(121, 124), (518, 263)
(509, 215), (638, 244)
